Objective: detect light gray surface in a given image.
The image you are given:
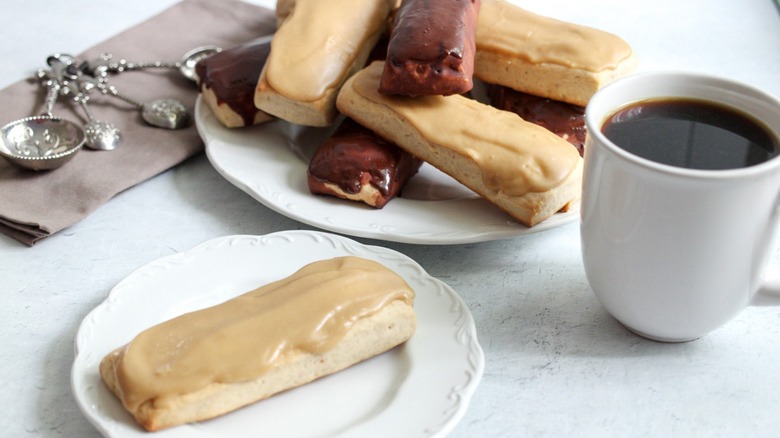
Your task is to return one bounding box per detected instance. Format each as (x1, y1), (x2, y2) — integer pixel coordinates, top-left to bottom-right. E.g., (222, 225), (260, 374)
(2, 0), (779, 436)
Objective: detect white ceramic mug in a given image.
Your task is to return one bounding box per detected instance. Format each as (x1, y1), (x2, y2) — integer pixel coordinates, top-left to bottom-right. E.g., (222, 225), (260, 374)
(580, 71), (780, 342)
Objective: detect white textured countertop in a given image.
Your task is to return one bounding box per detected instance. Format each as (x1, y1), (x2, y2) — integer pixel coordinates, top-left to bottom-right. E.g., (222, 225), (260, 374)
(2, 0), (779, 437)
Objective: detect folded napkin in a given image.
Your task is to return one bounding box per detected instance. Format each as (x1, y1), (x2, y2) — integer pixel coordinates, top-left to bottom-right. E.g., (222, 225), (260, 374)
(0, 0), (276, 245)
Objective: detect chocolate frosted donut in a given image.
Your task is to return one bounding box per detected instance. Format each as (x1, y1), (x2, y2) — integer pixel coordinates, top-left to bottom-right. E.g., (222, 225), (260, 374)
(488, 85), (586, 156)
(196, 36), (273, 128)
(379, 0), (480, 96)
(308, 118), (422, 208)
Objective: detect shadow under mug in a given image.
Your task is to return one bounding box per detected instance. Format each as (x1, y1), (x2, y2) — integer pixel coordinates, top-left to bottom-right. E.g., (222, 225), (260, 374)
(580, 71), (780, 342)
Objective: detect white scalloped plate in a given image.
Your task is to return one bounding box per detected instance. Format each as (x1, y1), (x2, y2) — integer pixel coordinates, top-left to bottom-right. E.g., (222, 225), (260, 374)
(196, 97), (578, 245)
(72, 231), (484, 437)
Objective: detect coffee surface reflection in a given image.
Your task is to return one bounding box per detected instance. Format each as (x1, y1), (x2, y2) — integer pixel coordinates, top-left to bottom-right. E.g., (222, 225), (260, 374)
(602, 98), (779, 170)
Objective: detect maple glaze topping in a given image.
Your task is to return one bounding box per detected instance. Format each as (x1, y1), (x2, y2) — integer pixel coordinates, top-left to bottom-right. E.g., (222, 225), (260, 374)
(488, 85), (586, 156)
(352, 62), (580, 194)
(265, 0), (392, 102)
(112, 256), (415, 411)
(477, 0), (633, 72)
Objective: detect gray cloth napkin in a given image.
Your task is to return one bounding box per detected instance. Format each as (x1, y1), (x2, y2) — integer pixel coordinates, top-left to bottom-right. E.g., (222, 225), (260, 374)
(0, 0), (276, 245)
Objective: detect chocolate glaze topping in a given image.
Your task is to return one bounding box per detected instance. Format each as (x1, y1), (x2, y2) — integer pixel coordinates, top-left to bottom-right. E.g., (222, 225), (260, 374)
(379, 0), (480, 96)
(308, 118), (422, 208)
(488, 85), (586, 156)
(195, 35), (272, 126)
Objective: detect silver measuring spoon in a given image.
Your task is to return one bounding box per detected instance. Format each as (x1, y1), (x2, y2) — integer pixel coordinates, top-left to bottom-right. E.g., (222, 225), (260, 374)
(82, 45), (221, 83)
(62, 62), (122, 151)
(74, 93), (121, 151)
(178, 45), (222, 82)
(97, 83), (189, 130)
(0, 62), (85, 170)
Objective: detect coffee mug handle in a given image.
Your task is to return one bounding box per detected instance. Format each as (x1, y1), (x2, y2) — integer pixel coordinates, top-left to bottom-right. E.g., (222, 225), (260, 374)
(753, 199), (780, 306)
(755, 272), (780, 305)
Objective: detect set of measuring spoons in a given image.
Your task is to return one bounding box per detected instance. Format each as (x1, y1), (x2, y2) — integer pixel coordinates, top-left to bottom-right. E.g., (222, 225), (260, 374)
(0, 46), (220, 170)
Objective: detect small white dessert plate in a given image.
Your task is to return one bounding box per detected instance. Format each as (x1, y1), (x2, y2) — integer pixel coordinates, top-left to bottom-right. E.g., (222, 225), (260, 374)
(72, 230), (485, 437)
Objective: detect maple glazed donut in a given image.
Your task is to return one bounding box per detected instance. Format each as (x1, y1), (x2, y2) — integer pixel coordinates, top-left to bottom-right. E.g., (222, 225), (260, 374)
(475, 0), (637, 107)
(488, 85), (586, 156)
(100, 257), (417, 431)
(254, 0), (396, 126)
(337, 62), (584, 227)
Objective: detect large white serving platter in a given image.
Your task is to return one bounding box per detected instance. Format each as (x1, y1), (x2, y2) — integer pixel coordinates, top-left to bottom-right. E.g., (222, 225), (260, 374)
(196, 97), (578, 244)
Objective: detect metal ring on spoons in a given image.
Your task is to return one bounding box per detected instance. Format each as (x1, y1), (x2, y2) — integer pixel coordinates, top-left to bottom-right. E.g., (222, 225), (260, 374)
(0, 61), (85, 170)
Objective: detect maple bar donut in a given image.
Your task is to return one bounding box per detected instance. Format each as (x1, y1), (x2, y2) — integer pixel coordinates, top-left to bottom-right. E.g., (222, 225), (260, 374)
(196, 35), (274, 128)
(337, 62), (584, 227)
(254, 0), (395, 127)
(274, 0), (295, 25)
(308, 118), (422, 208)
(475, 0), (637, 107)
(100, 256), (417, 432)
(379, 0), (481, 96)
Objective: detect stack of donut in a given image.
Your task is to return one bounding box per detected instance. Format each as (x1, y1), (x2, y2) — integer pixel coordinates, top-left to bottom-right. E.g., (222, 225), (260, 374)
(197, 0), (637, 226)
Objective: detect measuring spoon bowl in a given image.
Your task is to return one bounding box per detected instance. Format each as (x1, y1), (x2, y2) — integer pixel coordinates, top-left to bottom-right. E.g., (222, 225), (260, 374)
(179, 45), (221, 82)
(0, 115), (85, 170)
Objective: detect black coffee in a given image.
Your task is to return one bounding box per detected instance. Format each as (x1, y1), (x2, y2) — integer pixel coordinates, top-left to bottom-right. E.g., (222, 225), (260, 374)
(601, 98), (779, 170)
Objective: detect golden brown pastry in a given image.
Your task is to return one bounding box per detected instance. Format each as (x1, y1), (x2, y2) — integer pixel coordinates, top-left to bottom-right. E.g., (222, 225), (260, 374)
(487, 85), (586, 156)
(100, 256), (417, 431)
(475, 0), (637, 106)
(337, 62), (584, 227)
(254, 0), (396, 126)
